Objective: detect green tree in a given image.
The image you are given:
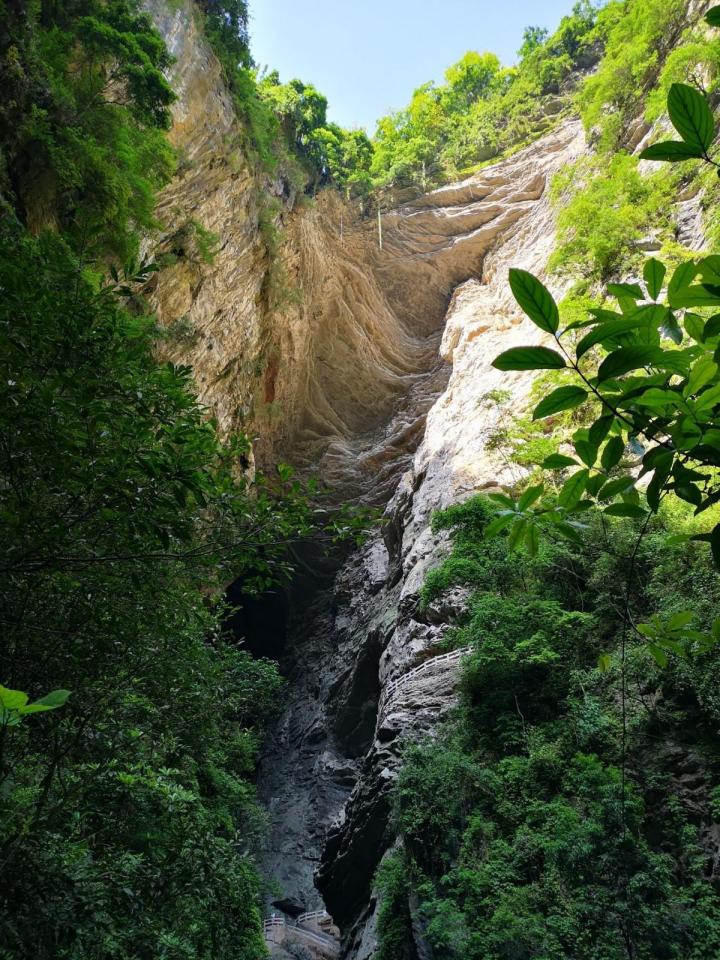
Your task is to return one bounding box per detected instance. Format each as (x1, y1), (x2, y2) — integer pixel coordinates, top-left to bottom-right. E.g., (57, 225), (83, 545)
(519, 26), (549, 60)
(442, 51), (501, 111)
(0, 0), (175, 259)
(490, 81), (720, 656)
(0, 222), (360, 957)
(377, 500), (720, 960)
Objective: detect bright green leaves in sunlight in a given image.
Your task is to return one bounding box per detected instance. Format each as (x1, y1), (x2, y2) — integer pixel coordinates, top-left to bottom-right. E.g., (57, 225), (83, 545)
(532, 385), (587, 419)
(0, 685), (70, 727)
(644, 258), (666, 300)
(484, 75), (720, 666)
(492, 272), (566, 370)
(640, 83), (716, 163)
(491, 256), (720, 565)
(492, 345), (566, 370)
(667, 83), (715, 153)
(494, 255), (720, 545)
(508, 268), (559, 334)
(483, 76), (720, 667)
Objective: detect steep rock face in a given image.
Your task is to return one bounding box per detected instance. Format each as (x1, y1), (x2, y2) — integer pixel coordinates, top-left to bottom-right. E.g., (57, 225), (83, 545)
(144, 1), (581, 504)
(143, 0), (449, 500)
(255, 122), (586, 957)
(142, 5), (585, 952)
(142, 0), (270, 444)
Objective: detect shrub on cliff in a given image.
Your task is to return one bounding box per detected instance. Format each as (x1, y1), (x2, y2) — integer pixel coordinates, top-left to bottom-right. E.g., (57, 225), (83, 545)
(0, 0), (175, 259)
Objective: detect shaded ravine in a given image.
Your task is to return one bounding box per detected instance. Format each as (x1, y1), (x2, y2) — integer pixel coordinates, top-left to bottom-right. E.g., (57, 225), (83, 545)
(253, 120), (587, 958)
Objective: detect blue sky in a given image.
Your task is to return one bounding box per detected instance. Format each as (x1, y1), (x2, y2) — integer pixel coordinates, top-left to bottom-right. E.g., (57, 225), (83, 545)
(250, 0), (579, 132)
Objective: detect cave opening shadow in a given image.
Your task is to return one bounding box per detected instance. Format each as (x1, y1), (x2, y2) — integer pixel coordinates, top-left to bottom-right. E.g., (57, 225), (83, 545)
(223, 539), (349, 663)
(223, 579), (290, 662)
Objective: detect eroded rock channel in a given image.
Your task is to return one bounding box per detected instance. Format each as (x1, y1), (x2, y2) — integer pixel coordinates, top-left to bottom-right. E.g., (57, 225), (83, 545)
(141, 4), (587, 954)
(250, 131), (587, 957)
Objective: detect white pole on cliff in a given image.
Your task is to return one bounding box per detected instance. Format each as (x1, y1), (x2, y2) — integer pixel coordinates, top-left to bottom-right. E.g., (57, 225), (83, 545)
(377, 204), (383, 251)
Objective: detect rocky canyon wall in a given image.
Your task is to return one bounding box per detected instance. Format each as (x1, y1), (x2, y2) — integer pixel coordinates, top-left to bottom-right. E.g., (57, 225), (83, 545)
(261, 124), (587, 959)
(143, 4), (588, 956)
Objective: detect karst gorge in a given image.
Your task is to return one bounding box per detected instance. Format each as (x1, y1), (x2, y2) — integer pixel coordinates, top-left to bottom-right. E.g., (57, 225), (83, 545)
(4, 1), (720, 957)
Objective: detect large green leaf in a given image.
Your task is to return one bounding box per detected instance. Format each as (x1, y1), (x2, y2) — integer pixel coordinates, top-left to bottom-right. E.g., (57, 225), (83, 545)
(507, 518), (528, 551)
(607, 282), (643, 301)
(603, 503), (648, 518)
(707, 4), (720, 26)
(705, 314), (720, 339)
(668, 260), (698, 299)
(633, 387), (679, 410)
(687, 356), (718, 396)
(639, 141), (705, 162)
(484, 513), (516, 537)
(0, 686), (29, 710)
(492, 346), (566, 370)
(668, 284), (720, 309)
(518, 484), (544, 510)
(597, 345), (659, 382)
(509, 268), (559, 334)
(667, 83), (715, 151)
(588, 415), (614, 448)
(684, 313), (706, 343)
(542, 453), (578, 469)
(558, 469), (589, 509)
(644, 259), (666, 300)
(598, 476), (636, 501)
(33, 689), (71, 709)
(533, 385), (587, 419)
(575, 437), (599, 468)
(698, 255), (720, 285)
(601, 436), (625, 471)
(575, 316), (652, 359)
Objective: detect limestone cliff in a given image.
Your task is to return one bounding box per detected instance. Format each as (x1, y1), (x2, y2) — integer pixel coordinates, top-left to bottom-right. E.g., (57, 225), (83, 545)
(145, 4), (716, 957)
(257, 124), (587, 959)
(143, 0), (578, 504)
(142, 4), (590, 955)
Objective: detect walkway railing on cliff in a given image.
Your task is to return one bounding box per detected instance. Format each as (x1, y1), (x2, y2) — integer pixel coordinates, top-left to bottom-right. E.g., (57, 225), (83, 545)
(263, 911), (340, 957)
(380, 646), (473, 712)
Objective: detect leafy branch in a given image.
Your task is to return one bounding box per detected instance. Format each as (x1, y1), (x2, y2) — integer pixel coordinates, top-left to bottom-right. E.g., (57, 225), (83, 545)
(487, 70), (720, 663)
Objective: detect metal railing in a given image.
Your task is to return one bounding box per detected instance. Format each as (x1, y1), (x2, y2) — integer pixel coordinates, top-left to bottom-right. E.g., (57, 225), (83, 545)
(296, 909), (331, 926)
(382, 646), (472, 705)
(262, 913), (340, 956)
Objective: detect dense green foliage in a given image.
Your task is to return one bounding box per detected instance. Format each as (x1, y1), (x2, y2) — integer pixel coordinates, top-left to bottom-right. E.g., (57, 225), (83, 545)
(492, 78), (720, 657)
(259, 73), (373, 193)
(0, 222), (335, 958)
(0, 3), (366, 957)
(548, 153), (675, 279)
(0, 0), (176, 259)
(578, 0), (689, 150)
(379, 498), (720, 959)
(548, 0), (714, 279)
(370, 1), (609, 189)
(192, 0), (372, 192)
(5, 0), (720, 956)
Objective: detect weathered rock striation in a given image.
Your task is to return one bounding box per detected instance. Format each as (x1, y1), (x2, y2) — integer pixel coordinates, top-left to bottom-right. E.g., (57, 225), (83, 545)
(253, 125), (587, 956)
(144, 0), (581, 503)
(144, 3), (588, 955)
